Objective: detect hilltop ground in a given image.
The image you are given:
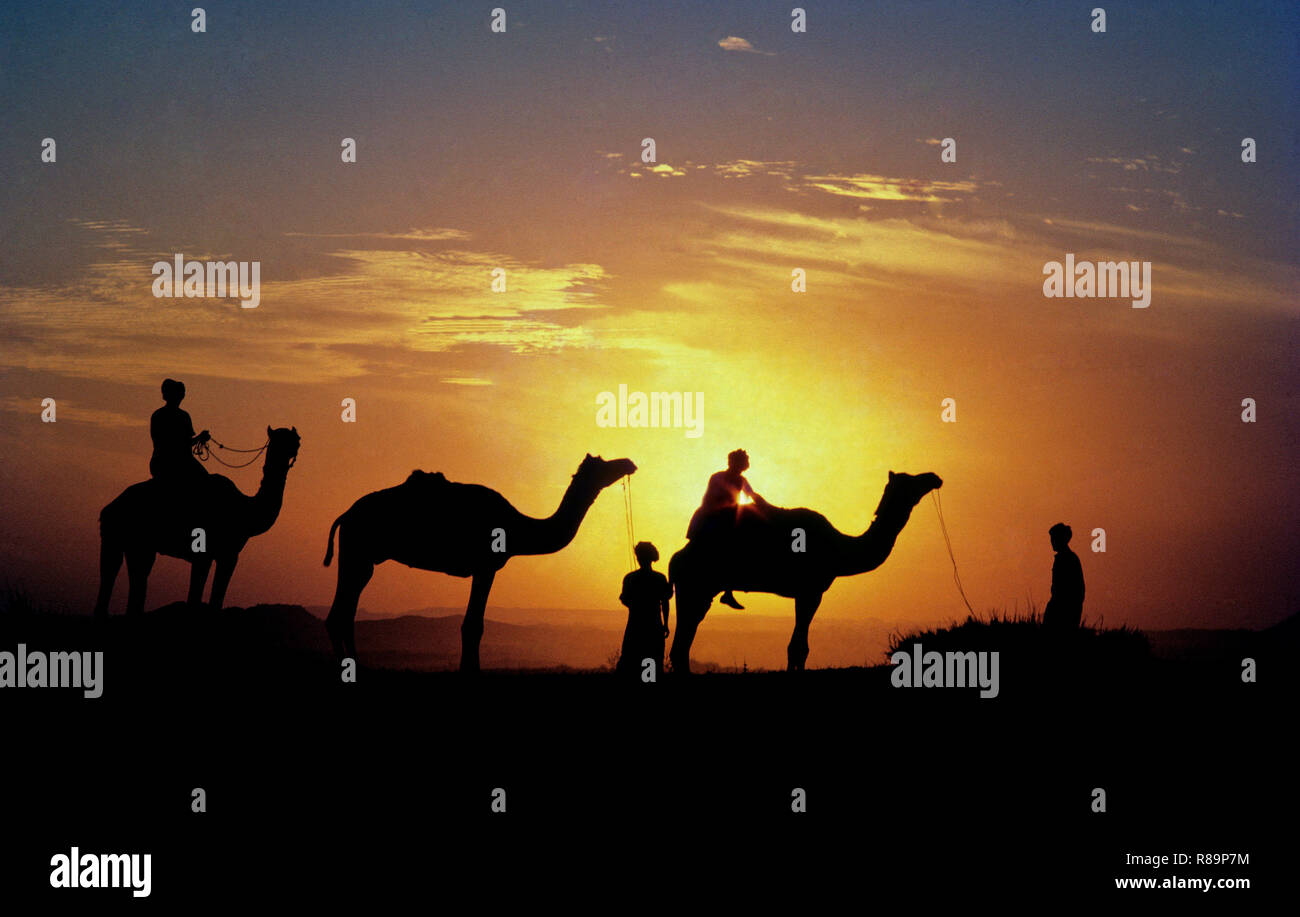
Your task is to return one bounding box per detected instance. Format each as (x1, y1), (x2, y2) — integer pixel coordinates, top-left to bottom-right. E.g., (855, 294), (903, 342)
(1, 598), (1292, 901)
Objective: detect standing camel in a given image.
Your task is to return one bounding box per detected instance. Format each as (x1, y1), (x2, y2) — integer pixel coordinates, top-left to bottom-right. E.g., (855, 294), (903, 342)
(95, 426), (302, 616)
(323, 453), (636, 671)
(668, 470), (942, 673)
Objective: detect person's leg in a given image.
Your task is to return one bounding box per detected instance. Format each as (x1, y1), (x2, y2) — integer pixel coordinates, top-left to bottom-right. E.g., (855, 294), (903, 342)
(692, 509), (744, 609)
(686, 507), (704, 541)
(616, 623), (635, 676)
(652, 636), (666, 679)
(639, 615), (664, 678)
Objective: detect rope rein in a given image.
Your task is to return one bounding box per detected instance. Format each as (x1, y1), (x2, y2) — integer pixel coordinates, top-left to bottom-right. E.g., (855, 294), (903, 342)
(932, 490), (976, 616)
(193, 436), (269, 469)
(621, 475), (636, 571)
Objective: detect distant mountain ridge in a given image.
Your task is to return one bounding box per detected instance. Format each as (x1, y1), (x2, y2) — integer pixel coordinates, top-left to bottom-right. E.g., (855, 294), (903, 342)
(7, 598), (1292, 673)
(213, 603), (902, 670)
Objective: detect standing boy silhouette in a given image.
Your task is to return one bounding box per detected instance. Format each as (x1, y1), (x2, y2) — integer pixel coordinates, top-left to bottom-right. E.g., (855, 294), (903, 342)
(617, 541), (672, 678)
(1042, 523), (1085, 631)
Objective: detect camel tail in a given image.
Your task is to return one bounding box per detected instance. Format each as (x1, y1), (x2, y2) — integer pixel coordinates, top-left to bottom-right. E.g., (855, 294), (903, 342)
(323, 513), (346, 566)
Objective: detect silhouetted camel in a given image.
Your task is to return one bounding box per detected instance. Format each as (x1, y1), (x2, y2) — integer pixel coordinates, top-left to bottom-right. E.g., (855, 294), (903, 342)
(95, 426), (301, 616)
(668, 470), (942, 672)
(323, 453), (637, 671)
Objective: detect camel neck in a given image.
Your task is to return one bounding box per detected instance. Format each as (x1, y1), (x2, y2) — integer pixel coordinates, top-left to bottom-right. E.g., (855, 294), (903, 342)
(245, 461), (290, 536)
(841, 498), (918, 576)
(513, 475), (598, 556)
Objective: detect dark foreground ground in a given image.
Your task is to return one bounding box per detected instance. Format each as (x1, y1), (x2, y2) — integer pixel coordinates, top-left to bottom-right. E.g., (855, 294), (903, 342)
(1, 605), (1293, 906)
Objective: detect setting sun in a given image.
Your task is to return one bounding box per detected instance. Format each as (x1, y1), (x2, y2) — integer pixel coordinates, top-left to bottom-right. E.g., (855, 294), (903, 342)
(0, 3), (1291, 899)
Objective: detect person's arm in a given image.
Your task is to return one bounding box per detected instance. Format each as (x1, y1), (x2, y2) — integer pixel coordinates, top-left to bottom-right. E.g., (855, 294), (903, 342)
(699, 473), (722, 508)
(182, 412), (209, 446)
(661, 580), (671, 636)
(1044, 556), (1063, 619)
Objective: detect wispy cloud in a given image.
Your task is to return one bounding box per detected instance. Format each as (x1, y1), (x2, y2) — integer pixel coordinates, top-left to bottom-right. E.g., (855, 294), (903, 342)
(0, 396), (144, 428)
(800, 173), (979, 202)
(68, 218), (148, 234)
(713, 159), (798, 179)
(604, 152), (979, 202)
(0, 221), (615, 385)
(1085, 155), (1183, 175)
(717, 36), (775, 55)
(283, 228), (471, 242)
(607, 155), (796, 181)
(604, 154), (978, 203)
(695, 205), (1298, 314)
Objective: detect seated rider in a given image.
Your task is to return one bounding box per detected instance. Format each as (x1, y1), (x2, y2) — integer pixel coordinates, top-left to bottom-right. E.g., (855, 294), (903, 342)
(686, 448), (762, 610)
(149, 378), (210, 486)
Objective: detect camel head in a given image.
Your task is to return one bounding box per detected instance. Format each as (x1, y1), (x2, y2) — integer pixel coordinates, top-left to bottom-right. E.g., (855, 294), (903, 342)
(875, 470), (943, 517)
(575, 453), (637, 491)
(265, 425), (302, 470)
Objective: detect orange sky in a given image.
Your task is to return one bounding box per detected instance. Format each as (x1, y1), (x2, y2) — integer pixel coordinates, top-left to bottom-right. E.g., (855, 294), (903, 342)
(2, 199), (1294, 636)
(1, 1), (1296, 651)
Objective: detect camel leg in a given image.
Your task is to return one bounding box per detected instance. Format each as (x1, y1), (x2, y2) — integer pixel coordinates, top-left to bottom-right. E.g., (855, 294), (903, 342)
(95, 537), (123, 618)
(207, 554), (238, 611)
(669, 590), (713, 675)
(187, 557), (213, 608)
(460, 570), (496, 674)
(787, 593), (823, 672)
(326, 552), (372, 661)
(124, 550), (156, 616)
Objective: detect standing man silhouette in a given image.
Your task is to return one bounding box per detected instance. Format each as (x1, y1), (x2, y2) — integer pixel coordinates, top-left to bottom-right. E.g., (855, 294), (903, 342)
(149, 378), (210, 483)
(617, 541), (672, 679)
(686, 449), (759, 609)
(1041, 523), (1085, 631)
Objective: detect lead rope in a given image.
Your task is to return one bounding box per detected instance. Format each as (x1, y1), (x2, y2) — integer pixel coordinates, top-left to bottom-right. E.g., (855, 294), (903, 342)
(932, 490), (976, 616)
(621, 475), (636, 571)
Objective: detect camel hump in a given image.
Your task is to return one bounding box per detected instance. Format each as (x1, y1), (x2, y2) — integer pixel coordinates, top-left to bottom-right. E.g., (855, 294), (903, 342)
(101, 479), (156, 523)
(395, 471), (514, 519)
(403, 470), (451, 494)
(402, 470), (497, 504)
(695, 502), (829, 543)
(743, 503), (830, 535)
